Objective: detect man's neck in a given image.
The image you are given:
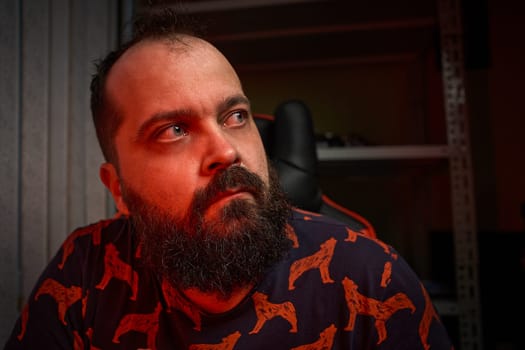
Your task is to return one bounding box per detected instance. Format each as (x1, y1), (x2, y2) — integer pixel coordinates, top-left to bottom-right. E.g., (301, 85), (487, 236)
(182, 284), (254, 314)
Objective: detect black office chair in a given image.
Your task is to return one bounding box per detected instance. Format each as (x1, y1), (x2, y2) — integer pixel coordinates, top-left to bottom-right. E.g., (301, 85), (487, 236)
(254, 99), (376, 238)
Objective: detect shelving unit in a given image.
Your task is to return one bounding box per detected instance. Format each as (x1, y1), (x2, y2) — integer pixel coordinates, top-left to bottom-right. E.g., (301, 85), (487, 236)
(437, 0), (483, 348)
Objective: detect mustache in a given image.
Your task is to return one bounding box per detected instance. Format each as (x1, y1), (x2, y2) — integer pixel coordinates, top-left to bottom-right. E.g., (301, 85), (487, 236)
(191, 166), (266, 213)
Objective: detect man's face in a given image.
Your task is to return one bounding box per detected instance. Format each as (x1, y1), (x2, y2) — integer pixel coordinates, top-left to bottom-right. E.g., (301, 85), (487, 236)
(104, 38), (270, 223)
(101, 38), (291, 296)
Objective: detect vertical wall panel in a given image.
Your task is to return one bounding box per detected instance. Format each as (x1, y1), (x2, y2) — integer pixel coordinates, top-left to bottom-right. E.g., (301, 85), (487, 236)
(67, 0), (118, 232)
(20, 0), (50, 303)
(84, 0), (117, 224)
(67, 0), (88, 232)
(0, 0), (21, 343)
(0, 1), (119, 345)
(48, 0), (70, 258)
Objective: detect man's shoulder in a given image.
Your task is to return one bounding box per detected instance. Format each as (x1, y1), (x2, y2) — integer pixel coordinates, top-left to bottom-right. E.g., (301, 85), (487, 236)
(286, 207), (352, 248)
(287, 207), (394, 256)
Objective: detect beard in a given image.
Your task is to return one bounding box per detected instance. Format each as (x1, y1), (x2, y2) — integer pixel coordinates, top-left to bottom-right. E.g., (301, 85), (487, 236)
(121, 164), (292, 298)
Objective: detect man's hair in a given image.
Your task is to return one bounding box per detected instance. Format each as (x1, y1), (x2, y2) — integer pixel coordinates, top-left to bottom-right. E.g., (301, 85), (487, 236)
(90, 8), (206, 164)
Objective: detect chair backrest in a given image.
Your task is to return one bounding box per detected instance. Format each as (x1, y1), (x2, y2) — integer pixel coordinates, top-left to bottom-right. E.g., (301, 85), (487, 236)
(254, 99), (376, 238)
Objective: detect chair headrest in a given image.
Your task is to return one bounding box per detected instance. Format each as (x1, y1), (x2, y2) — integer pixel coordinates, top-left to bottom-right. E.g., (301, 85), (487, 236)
(273, 100), (318, 172)
(255, 100), (322, 212)
(254, 101), (377, 238)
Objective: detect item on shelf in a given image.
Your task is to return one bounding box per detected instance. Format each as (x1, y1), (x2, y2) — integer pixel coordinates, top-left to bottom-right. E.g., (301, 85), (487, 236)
(316, 131), (374, 148)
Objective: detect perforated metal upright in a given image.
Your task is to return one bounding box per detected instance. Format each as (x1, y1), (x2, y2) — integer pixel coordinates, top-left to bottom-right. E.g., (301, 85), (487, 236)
(437, 0), (483, 349)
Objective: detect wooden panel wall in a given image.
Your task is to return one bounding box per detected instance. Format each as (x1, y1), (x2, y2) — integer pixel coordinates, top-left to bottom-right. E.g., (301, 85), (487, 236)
(0, 0), (120, 344)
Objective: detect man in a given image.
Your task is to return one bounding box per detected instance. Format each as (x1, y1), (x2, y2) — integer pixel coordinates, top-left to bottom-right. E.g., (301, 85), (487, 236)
(5, 9), (454, 349)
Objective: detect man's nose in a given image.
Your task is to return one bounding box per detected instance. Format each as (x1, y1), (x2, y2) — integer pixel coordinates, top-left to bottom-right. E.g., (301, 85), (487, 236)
(201, 128), (240, 174)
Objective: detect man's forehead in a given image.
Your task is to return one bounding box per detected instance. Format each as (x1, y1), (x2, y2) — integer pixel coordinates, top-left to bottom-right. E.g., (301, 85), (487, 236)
(108, 36), (228, 86)
(105, 36), (243, 125)
(132, 34), (204, 53)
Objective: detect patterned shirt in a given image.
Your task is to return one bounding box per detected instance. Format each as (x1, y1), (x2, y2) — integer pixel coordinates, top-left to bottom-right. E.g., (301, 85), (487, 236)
(5, 209), (454, 349)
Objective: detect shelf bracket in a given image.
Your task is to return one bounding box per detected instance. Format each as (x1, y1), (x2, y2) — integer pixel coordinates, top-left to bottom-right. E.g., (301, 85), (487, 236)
(437, 0), (483, 349)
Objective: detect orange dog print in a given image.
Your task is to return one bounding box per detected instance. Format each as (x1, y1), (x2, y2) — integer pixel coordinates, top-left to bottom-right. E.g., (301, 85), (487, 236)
(96, 243), (138, 300)
(34, 278), (82, 325)
(189, 331), (241, 350)
(344, 227), (360, 243)
(342, 276), (416, 344)
(380, 261), (392, 287)
(112, 303), (162, 350)
(291, 324), (337, 350)
(249, 292), (297, 334)
(418, 282), (441, 350)
(288, 237), (337, 290)
(286, 223), (299, 248)
(85, 328), (102, 350)
(73, 330), (84, 349)
(16, 304), (29, 340)
(344, 227), (397, 259)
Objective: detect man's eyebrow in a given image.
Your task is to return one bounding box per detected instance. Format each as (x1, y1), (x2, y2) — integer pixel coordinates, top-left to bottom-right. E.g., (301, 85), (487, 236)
(218, 94), (251, 113)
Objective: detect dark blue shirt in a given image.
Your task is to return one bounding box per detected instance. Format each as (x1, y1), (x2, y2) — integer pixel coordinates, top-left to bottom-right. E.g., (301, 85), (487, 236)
(5, 209), (454, 349)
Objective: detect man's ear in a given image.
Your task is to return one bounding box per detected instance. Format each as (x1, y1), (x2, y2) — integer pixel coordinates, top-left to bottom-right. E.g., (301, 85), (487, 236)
(99, 163), (130, 215)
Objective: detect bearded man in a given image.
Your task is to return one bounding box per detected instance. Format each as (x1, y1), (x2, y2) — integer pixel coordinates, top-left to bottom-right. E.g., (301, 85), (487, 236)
(5, 9), (454, 350)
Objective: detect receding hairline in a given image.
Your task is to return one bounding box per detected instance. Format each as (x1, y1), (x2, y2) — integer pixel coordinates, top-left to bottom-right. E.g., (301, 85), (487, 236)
(122, 33), (218, 60)
(106, 34), (230, 93)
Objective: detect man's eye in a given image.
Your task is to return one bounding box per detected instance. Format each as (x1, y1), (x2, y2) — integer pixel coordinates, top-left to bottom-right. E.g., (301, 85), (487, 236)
(156, 124), (187, 142)
(224, 111), (247, 127)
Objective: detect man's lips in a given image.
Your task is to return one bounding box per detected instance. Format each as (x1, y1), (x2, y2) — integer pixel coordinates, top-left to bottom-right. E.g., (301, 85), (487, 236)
(210, 189), (254, 205)
(204, 187), (256, 211)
